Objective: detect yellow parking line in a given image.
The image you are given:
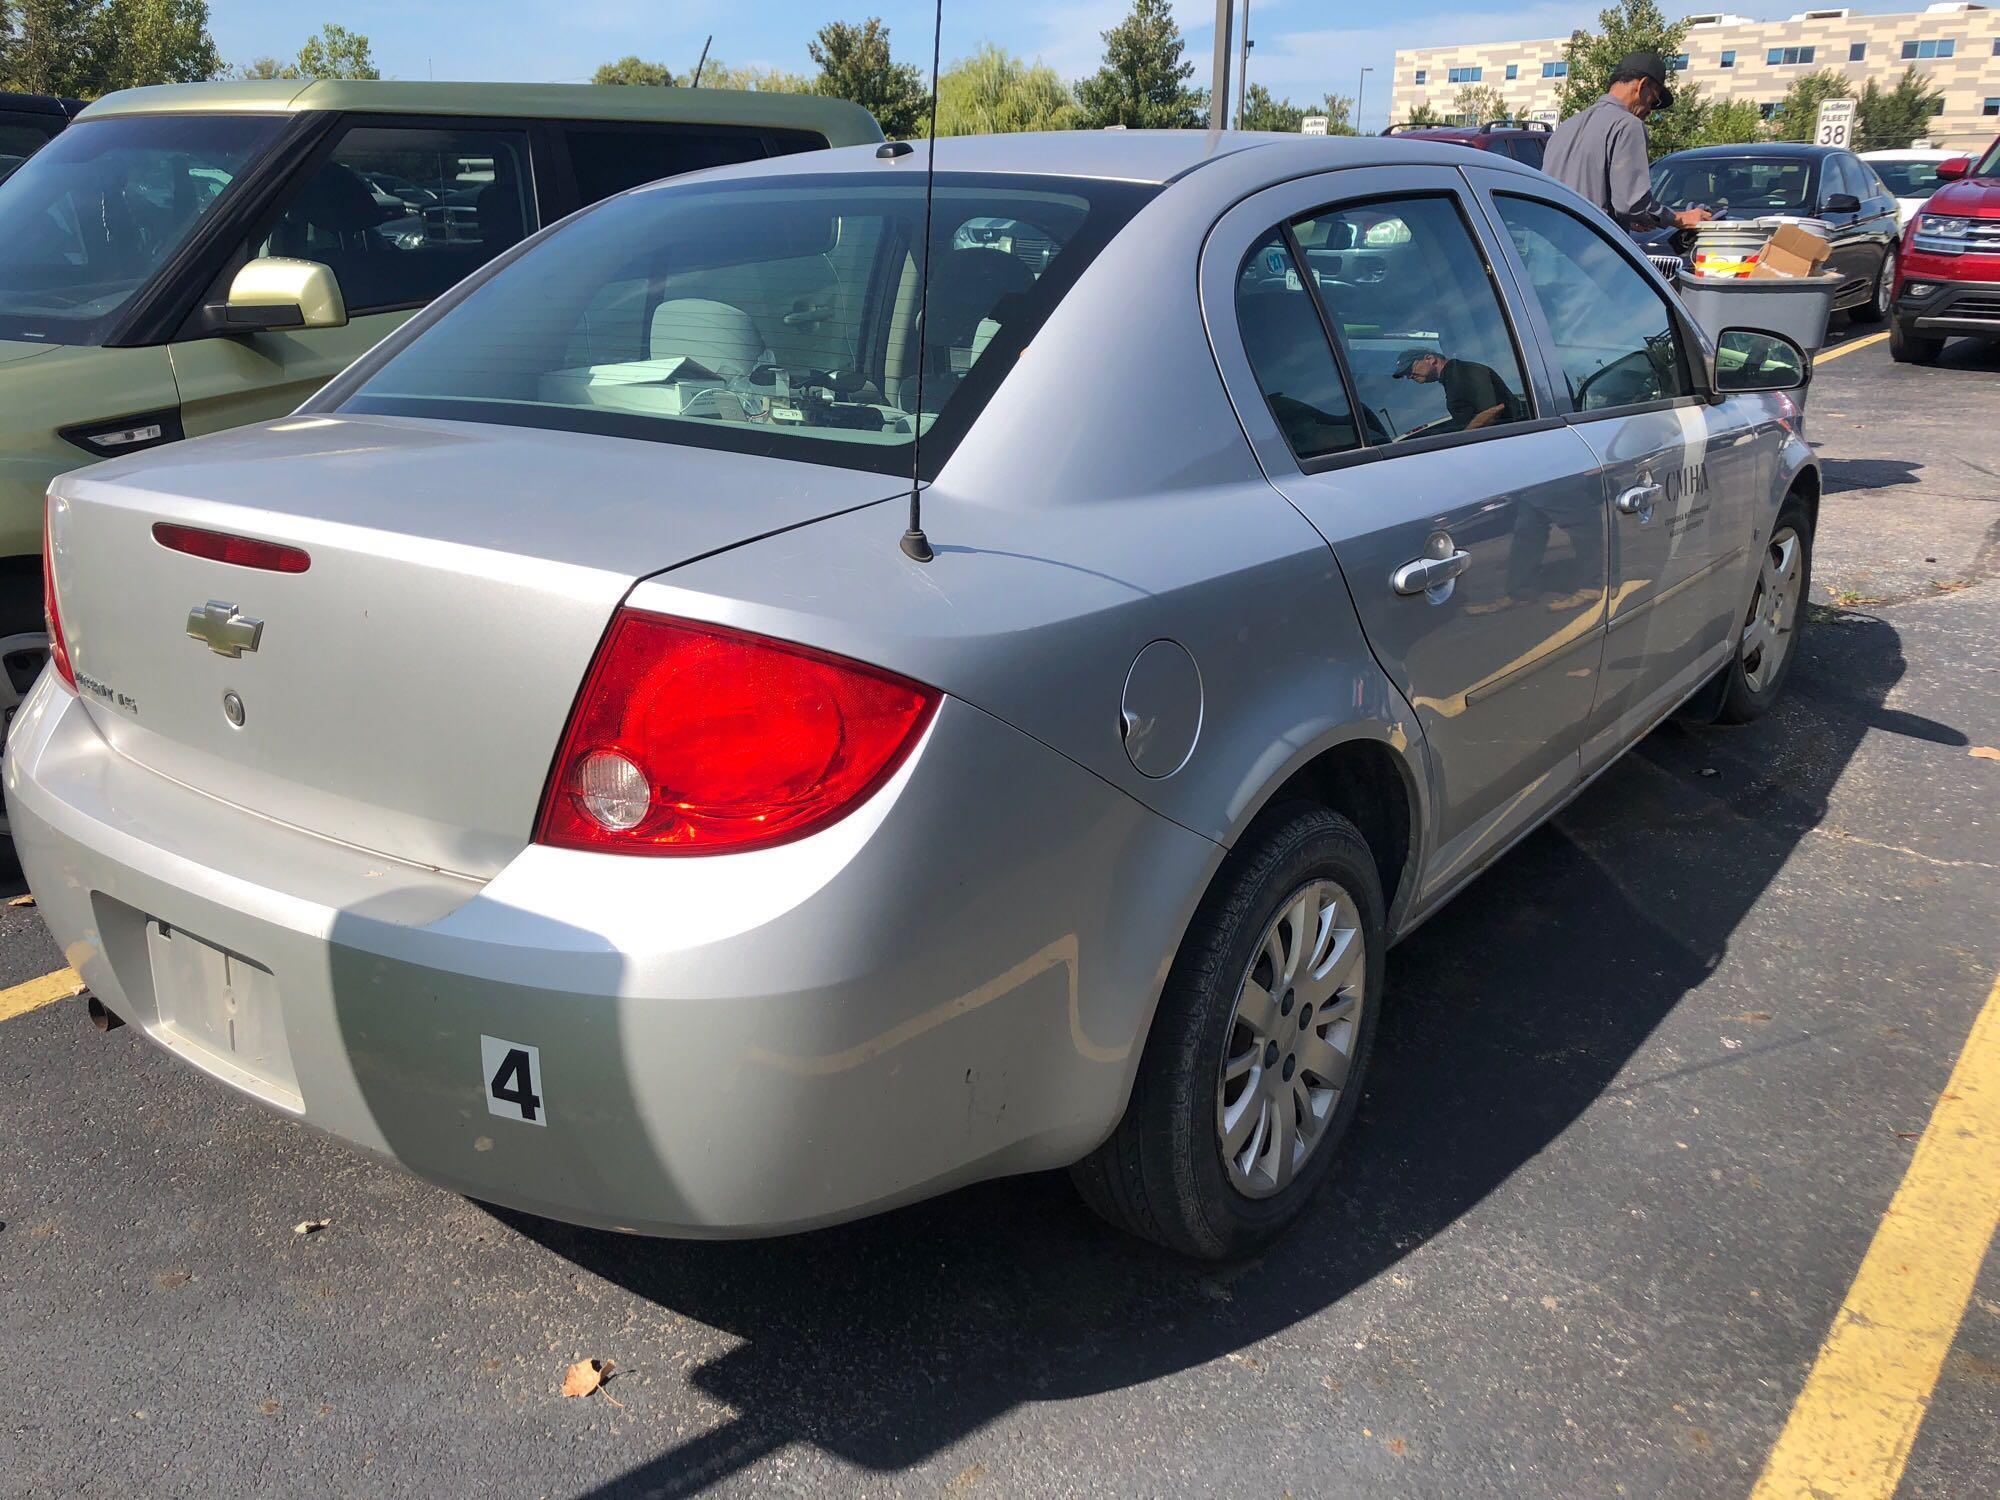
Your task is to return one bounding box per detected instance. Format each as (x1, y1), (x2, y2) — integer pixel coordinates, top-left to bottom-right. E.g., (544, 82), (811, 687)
(1749, 971), (2000, 1500)
(1815, 331), (1890, 365)
(0, 966), (86, 1023)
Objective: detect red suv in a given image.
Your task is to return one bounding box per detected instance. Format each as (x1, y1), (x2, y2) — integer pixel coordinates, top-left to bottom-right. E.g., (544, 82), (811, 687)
(1381, 120), (1552, 168)
(1891, 134), (2000, 363)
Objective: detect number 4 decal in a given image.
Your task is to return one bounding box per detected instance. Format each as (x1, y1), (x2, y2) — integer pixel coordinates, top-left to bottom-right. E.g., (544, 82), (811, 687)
(480, 1035), (546, 1126)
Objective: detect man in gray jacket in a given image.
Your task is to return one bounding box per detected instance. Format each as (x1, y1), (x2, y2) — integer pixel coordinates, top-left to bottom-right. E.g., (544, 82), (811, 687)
(1544, 52), (1713, 234)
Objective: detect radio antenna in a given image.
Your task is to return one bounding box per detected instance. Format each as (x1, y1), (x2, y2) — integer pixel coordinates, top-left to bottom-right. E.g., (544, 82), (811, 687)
(900, 0), (945, 563)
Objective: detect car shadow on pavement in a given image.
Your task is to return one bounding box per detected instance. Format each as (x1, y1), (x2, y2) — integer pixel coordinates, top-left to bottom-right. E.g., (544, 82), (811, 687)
(1818, 457), (1923, 494)
(493, 611), (1961, 1499)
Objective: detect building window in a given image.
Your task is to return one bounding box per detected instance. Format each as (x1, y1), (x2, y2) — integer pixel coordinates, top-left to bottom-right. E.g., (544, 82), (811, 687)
(1901, 39), (1955, 60)
(1720, 50), (1735, 67)
(1414, 69), (1426, 85)
(1932, 98), (1948, 116)
(1767, 46), (1816, 65)
(1671, 54), (1689, 70)
(1542, 60), (1568, 78)
(1849, 43), (1866, 62)
(1759, 102), (1780, 119)
(1985, 98), (2000, 116)
(1448, 66), (1483, 83)
(1994, 39), (2000, 55)
(1506, 63), (1519, 80)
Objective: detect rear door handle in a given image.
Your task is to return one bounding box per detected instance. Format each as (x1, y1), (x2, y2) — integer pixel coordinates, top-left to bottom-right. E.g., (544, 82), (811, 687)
(1392, 549), (1471, 595)
(1616, 483), (1663, 517)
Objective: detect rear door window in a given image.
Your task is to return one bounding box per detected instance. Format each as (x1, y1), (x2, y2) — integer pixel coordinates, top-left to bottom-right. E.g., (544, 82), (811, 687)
(1234, 229), (1361, 460)
(561, 125), (824, 204)
(250, 124), (537, 314)
(1291, 195), (1533, 444)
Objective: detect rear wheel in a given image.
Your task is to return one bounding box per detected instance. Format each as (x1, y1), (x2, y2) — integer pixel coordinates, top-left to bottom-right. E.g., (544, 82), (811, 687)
(1850, 246), (1894, 325)
(1072, 804), (1383, 1259)
(1714, 497), (1812, 725)
(0, 574), (49, 840)
(1890, 319), (1944, 364)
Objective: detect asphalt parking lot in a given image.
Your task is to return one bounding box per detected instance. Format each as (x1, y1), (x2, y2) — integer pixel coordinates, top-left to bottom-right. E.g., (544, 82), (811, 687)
(2, 324), (1996, 1500)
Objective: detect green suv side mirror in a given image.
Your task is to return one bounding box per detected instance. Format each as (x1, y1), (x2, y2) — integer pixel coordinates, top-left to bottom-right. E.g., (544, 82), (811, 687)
(221, 257), (349, 334)
(1711, 328), (1809, 394)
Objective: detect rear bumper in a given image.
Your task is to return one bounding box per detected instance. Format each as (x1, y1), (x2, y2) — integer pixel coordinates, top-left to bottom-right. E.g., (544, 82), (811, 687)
(5, 676), (1217, 1237)
(1893, 271), (2000, 337)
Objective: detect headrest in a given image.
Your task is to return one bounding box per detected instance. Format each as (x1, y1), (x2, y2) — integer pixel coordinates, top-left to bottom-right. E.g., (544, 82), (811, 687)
(649, 298), (767, 378)
(292, 161), (388, 233)
(924, 247), (1037, 348)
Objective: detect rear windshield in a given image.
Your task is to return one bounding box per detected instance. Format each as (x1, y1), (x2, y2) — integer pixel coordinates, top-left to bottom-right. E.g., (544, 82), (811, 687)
(1869, 159), (1943, 197)
(1651, 156), (1813, 216)
(341, 170), (1154, 476)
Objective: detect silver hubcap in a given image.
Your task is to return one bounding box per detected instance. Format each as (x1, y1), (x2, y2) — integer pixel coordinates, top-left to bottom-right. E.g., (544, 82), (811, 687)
(1741, 527), (1802, 693)
(1216, 879), (1366, 1199)
(0, 628), (48, 834)
(1878, 250), (1896, 316)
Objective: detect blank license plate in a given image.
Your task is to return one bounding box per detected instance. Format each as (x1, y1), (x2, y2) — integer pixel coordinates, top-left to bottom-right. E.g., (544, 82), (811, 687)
(148, 923), (301, 1111)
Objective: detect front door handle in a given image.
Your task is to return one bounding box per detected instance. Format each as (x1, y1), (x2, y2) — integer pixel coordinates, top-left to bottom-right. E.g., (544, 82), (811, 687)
(1616, 483), (1663, 517)
(1392, 548), (1471, 596)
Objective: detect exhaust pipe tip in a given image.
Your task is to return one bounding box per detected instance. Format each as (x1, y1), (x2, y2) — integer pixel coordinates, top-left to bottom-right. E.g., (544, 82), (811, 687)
(86, 996), (124, 1032)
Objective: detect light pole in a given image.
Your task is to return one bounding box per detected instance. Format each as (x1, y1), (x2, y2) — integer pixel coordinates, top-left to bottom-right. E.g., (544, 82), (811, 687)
(1357, 65), (1373, 134)
(1208, 0), (1233, 144)
(1236, 0), (1251, 129)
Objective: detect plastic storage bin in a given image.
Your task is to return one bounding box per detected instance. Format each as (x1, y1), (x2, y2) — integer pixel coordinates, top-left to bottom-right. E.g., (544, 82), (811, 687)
(1673, 271), (1841, 355)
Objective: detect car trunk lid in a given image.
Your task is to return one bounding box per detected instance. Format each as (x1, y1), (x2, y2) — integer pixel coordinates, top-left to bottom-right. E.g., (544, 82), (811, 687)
(49, 413), (899, 877)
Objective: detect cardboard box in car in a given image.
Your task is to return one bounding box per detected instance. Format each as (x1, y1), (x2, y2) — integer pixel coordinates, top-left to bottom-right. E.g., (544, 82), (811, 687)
(1749, 223), (1832, 280)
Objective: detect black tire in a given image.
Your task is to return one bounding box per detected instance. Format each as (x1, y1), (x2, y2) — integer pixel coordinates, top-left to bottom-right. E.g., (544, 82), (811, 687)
(1714, 495), (1813, 726)
(1890, 319), (1943, 364)
(1849, 246), (1894, 325)
(1072, 803), (1385, 1259)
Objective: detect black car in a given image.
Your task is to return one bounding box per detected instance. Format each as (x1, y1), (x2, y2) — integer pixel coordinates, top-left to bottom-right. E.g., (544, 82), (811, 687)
(0, 93), (80, 183)
(1645, 142), (1902, 321)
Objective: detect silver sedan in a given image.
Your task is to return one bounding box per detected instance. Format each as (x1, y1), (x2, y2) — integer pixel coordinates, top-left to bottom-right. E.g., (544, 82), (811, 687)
(8, 132), (1816, 1257)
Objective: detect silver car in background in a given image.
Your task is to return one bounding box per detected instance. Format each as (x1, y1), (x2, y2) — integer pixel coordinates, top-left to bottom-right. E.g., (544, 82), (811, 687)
(8, 133), (1816, 1258)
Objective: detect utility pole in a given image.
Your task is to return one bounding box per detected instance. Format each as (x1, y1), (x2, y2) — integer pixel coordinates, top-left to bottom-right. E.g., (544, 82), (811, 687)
(1236, 0), (1251, 130)
(1357, 65), (1373, 133)
(1208, 0), (1233, 143)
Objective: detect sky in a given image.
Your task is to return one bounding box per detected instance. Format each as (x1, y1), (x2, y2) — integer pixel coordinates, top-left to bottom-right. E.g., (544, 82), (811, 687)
(201, 2), (1939, 134)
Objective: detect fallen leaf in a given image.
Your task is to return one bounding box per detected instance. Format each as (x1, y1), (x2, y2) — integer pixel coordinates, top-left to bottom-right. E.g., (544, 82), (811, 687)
(1699, 767), (1720, 778)
(7, 893), (34, 907)
(292, 1219), (329, 1236)
(1895, 1130), (1920, 1140)
(561, 1358), (613, 1398)
(1971, 746), (2000, 763)
(1725, 1012), (1774, 1024)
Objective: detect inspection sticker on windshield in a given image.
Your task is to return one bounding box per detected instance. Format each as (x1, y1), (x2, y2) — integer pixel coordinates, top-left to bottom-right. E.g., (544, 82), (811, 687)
(480, 1035), (546, 1126)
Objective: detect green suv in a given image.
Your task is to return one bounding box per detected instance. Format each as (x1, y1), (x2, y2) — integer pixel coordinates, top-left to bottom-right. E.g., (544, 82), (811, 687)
(0, 79), (879, 728)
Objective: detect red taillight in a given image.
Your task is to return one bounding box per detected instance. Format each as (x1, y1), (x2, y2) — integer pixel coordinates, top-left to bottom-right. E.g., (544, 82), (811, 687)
(152, 522), (310, 573)
(43, 499), (75, 692)
(535, 611), (939, 856)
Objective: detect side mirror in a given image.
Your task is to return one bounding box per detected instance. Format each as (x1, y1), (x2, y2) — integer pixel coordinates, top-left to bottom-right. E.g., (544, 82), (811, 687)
(220, 257), (347, 334)
(1936, 156), (1971, 182)
(1711, 328), (1809, 394)
(1822, 192), (1861, 215)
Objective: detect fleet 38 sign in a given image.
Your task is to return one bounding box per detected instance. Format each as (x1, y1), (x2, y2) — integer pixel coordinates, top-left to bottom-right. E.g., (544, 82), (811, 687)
(1815, 98), (1857, 150)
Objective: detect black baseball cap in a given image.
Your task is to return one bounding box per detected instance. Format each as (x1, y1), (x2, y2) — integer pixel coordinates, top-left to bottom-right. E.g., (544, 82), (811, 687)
(1613, 51), (1675, 110)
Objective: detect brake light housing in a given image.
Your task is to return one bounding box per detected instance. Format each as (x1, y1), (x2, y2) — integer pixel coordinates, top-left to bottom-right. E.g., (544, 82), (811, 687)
(152, 522), (310, 573)
(535, 611), (939, 856)
(43, 498), (75, 692)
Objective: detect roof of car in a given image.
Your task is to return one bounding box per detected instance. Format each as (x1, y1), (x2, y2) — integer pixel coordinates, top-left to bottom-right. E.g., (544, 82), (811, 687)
(73, 80), (882, 145)
(1659, 142), (1840, 162)
(0, 92), (77, 118)
(1860, 148), (1954, 158)
(656, 129), (1549, 188)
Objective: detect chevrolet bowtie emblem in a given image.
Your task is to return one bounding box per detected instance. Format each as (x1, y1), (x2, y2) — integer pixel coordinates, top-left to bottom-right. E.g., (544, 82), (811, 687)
(186, 600), (263, 658)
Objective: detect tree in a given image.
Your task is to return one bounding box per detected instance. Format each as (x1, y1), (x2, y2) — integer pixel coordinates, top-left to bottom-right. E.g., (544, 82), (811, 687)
(935, 44), (1078, 135)
(1314, 93), (1358, 135)
(1, 0), (105, 95)
(1769, 68), (1850, 143)
(1557, 0), (1709, 159)
(1239, 82), (1302, 132)
(809, 18), (927, 139)
(593, 55), (679, 87)
(230, 55), (285, 80)
(97, 0), (218, 92)
(293, 22), (375, 81)
(1075, 0), (1200, 130)
(1398, 101), (1444, 129)
(698, 60), (812, 93)
(1856, 66), (1945, 151)
(1451, 83), (1517, 125)
(1693, 96), (1764, 146)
